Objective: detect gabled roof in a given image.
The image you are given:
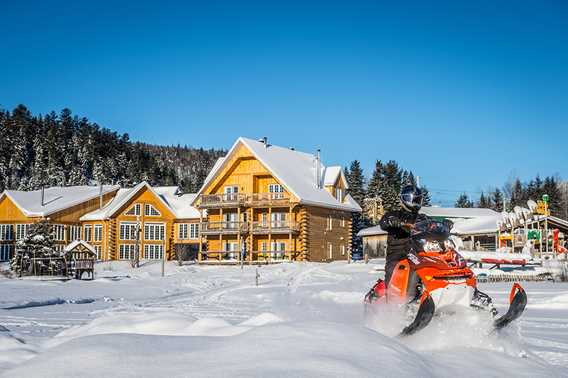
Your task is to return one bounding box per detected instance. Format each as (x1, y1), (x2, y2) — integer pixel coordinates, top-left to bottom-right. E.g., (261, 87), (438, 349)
(64, 240), (96, 254)
(0, 185), (120, 217)
(357, 225), (388, 237)
(80, 182), (200, 221)
(194, 137), (361, 212)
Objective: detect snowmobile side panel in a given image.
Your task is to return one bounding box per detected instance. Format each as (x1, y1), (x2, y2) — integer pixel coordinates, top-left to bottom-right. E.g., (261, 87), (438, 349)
(400, 294), (435, 336)
(493, 284), (527, 330)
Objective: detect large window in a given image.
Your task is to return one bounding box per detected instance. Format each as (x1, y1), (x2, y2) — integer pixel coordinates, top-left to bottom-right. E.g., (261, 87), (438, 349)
(268, 184), (284, 199)
(144, 204), (161, 216)
(84, 225), (92, 242)
(0, 244), (14, 261)
(15, 224), (30, 241)
(69, 225), (82, 241)
(94, 224), (103, 242)
(144, 244), (163, 260)
(53, 225), (65, 241)
(144, 223), (164, 241)
(119, 244), (136, 260)
(178, 223), (199, 240)
(94, 245), (102, 260)
(0, 224), (13, 241)
(271, 212), (286, 228)
(125, 203), (141, 216)
(120, 222), (138, 240)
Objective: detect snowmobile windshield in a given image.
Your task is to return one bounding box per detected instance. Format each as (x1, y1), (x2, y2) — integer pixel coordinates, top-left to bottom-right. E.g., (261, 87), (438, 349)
(411, 220), (451, 240)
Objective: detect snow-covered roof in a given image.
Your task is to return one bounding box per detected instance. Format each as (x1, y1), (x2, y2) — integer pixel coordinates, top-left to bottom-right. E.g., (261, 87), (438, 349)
(323, 166), (347, 188)
(1, 185), (120, 217)
(194, 137), (361, 212)
(451, 215), (501, 236)
(80, 182), (200, 221)
(64, 240), (96, 254)
(420, 207), (499, 219)
(357, 225), (388, 237)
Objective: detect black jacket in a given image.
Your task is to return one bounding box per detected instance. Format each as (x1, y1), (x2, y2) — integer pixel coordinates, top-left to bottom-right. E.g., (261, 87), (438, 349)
(379, 209), (429, 260)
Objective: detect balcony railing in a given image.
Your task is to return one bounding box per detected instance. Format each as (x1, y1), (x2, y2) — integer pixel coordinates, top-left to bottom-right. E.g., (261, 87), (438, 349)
(199, 250), (299, 263)
(200, 221), (248, 235)
(198, 193), (291, 208)
(251, 221), (299, 234)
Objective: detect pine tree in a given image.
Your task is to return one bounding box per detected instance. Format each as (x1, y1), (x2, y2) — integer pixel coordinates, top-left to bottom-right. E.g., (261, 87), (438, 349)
(345, 160), (366, 205)
(367, 160), (383, 198)
(455, 193), (473, 208)
(11, 220), (59, 275)
(421, 186), (432, 207)
(492, 188), (504, 212)
(478, 192), (493, 208)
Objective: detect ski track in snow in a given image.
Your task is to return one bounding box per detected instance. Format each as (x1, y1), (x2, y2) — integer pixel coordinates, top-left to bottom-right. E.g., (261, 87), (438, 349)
(0, 261), (567, 377)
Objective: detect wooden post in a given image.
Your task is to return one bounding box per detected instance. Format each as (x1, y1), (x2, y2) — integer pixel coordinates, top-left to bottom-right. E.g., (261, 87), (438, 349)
(198, 209), (203, 263)
(288, 205), (292, 261)
(237, 207), (241, 264)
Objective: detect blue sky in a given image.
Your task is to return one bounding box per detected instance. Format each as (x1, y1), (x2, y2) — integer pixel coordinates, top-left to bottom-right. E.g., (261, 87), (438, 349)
(1, 1), (567, 205)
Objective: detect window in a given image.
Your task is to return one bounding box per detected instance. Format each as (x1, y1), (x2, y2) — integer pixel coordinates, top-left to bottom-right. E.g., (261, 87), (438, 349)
(189, 224), (199, 239)
(0, 244), (14, 261)
(336, 188), (343, 201)
(270, 241), (286, 251)
(53, 225), (65, 241)
(94, 224), (103, 242)
(328, 243), (333, 259)
(327, 215), (333, 231)
(0, 224), (14, 241)
(224, 186), (239, 201)
(69, 225), (82, 241)
(178, 223), (198, 239)
(178, 224), (188, 239)
(144, 244), (164, 260)
(341, 216), (346, 228)
(84, 225), (92, 242)
(125, 203), (141, 216)
(119, 244), (136, 260)
(224, 213), (238, 229)
(341, 244), (346, 256)
(94, 245), (102, 260)
(54, 245), (64, 252)
(268, 184), (284, 199)
(144, 223), (164, 241)
(120, 222), (138, 240)
(144, 204), (161, 216)
(16, 224), (30, 241)
(224, 242), (239, 259)
(271, 212), (286, 228)
(261, 241), (267, 251)
(261, 213), (268, 227)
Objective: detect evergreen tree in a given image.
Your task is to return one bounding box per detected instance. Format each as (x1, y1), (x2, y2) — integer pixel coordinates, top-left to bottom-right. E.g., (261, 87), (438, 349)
(478, 192), (492, 208)
(367, 160), (383, 198)
(455, 193), (473, 208)
(492, 188), (504, 212)
(345, 160), (366, 205)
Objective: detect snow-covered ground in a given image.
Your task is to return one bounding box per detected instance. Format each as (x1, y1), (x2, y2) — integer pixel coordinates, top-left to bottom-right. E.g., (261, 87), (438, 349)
(0, 260), (567, 377)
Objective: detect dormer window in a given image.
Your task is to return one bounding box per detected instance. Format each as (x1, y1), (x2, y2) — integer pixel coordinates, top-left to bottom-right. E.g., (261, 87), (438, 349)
(125, 203), (141, 216)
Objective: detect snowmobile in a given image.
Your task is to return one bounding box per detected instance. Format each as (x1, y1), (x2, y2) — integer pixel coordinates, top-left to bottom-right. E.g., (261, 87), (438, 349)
(364, 219), (527, 336)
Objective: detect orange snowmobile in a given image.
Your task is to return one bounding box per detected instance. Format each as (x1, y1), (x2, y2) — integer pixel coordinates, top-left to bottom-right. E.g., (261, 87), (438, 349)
(364, 219), (527, 336)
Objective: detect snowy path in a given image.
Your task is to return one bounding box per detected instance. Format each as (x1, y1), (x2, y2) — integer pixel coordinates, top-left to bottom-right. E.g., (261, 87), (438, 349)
(1, 261), (567, 377)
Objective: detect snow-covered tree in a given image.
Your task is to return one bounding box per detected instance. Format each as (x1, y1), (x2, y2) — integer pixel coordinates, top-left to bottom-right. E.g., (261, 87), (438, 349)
(455, 193), (473, 208)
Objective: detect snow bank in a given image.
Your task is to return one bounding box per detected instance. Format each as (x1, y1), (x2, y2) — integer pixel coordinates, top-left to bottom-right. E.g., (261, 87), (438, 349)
(313, 290), (362, 304)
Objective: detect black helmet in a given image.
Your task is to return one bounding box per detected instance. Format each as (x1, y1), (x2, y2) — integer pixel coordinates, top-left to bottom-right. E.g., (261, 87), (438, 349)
(400, 185), (423, 213)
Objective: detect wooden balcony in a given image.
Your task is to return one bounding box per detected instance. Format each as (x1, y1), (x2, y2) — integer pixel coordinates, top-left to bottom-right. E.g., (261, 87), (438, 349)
(200, 221), (248, 235)
(199, 250), (299, 264)
(198, 193), (291, 208)
(250, 221), (299, 234)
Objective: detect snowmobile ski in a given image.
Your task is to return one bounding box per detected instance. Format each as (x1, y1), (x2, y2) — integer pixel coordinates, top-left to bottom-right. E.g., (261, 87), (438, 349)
(400, 293), (435, 336)
(493, 283), (527, 331)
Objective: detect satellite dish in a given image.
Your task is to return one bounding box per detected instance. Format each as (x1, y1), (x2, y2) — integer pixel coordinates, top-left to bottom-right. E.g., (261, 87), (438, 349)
(527, 200), (537, 212)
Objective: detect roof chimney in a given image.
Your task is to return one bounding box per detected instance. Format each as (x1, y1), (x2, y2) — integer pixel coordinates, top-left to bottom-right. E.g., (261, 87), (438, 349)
(41, 186), (45, 207)
(259, 136), (268, 148)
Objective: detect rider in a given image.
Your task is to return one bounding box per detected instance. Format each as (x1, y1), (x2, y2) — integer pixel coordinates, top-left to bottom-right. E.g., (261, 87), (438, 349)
(379, 184), (427, 287)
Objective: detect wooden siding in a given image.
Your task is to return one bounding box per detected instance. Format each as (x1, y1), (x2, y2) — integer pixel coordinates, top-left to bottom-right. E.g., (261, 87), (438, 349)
(303, 206), (351, 262)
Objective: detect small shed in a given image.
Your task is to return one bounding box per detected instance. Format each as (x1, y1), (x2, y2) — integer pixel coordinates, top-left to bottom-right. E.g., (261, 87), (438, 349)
(358, 225), (388, 258)
(64, 240), (96, 280)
